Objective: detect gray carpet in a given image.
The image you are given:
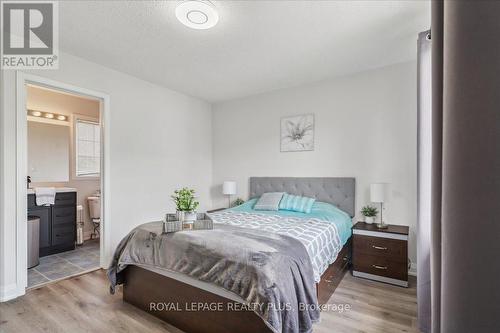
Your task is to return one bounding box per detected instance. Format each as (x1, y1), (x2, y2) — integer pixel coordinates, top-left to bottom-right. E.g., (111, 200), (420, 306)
(28, 239), (100, 288)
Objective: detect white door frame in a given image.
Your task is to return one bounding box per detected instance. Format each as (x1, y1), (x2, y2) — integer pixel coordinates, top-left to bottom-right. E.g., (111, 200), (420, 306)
(15, 71), (111, 296)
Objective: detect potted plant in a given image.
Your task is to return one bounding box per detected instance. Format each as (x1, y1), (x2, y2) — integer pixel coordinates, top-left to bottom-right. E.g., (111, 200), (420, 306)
(361, 205), (378, 224)
(232, 198), (245, 207)
(171, 187), (199, 222)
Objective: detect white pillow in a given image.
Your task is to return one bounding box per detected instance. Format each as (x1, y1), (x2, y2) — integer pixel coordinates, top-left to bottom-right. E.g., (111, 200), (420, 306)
(253, 192), (285, 211)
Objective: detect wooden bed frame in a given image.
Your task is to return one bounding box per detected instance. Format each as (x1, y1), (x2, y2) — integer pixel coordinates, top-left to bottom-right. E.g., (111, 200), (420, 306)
(123, 238), (351, 333)
(122, 177), (355, 332)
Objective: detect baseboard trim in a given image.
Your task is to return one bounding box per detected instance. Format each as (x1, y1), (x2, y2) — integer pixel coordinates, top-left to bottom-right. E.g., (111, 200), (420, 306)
(0, 283), (24, 302)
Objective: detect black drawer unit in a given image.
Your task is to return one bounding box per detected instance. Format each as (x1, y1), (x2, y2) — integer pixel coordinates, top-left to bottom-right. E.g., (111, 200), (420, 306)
(52, 225), (76, 246)
(27, 191), (77, 256)
(52, 206), (76, 227)
(54, 192), (77, 206)
(27, 194), (37, 209)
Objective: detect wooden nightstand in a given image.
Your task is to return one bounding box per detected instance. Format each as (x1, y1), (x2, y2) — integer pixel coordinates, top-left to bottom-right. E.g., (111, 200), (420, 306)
(352, 222), (409, 287)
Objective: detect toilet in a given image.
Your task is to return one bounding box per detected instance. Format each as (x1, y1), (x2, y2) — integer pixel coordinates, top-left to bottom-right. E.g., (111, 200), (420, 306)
(87, 194), (101, 239)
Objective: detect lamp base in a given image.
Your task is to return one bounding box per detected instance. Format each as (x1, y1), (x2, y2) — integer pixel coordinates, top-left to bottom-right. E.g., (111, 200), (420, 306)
(376, 202), (387, 229)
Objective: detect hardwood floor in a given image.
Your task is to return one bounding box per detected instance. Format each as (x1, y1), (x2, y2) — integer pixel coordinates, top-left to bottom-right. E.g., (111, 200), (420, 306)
(0, 270), (419, 333)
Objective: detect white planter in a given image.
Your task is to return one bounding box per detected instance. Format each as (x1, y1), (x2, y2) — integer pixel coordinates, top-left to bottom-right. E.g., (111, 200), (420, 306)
(176, 211), (197, 222)
(176, 210), (184, 222)
(184, 211), (197, 222)
(365, 216), (375, 224)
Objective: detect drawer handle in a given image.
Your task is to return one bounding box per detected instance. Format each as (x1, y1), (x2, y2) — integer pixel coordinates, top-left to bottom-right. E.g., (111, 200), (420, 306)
(56, 214), (72, 218)
(324, 276), (335, 283)
(372, 245), (388, 250)
(372, 264), (388, 270)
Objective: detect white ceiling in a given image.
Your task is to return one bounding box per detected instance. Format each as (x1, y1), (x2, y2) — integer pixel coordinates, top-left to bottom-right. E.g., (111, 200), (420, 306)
(60, 1), (430, 102)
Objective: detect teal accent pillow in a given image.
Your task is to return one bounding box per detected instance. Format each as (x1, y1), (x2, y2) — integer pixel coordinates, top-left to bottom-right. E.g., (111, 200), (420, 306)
(279, 193), (316, 214)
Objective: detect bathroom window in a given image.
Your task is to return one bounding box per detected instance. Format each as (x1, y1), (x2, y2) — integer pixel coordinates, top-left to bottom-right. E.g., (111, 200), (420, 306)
(75, 119), (100, 177)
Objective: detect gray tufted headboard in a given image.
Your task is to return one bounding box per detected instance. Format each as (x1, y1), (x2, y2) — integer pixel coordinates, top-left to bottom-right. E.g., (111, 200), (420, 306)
(249, 177), (356, 217)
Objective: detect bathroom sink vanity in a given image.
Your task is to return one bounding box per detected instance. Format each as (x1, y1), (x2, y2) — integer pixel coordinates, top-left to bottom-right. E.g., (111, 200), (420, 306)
(28, 189), (77, 256)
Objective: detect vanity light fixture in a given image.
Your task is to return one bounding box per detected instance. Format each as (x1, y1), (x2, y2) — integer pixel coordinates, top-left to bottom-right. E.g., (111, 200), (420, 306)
(27, 109), (69, 123)
(175, 0), (219, 30)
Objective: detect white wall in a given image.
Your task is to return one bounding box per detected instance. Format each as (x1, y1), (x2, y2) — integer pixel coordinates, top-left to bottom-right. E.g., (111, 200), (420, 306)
(0, 52), (213, 300)
(212, 61), (417, 265)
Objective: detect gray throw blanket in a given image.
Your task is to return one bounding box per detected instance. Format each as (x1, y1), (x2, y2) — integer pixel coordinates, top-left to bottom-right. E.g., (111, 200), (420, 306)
(108, 222), (320, 333)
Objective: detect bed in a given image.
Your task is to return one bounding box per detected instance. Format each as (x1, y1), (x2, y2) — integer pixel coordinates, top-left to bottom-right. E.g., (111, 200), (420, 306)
(109, 177), (355, 333)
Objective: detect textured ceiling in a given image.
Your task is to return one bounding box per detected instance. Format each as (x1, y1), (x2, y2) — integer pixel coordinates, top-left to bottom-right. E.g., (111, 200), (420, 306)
(59, 1), (430, 102)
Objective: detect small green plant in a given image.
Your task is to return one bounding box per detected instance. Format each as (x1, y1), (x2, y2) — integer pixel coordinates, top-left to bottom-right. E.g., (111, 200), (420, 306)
(232, 198), (245, 207)
(171, 187), (199, 212)
(361, 205), (378, 217)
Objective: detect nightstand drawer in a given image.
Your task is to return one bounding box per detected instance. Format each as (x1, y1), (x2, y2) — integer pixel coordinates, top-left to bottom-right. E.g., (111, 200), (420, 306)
(353, 253), (408, 281)
(353, 235), (406, 262)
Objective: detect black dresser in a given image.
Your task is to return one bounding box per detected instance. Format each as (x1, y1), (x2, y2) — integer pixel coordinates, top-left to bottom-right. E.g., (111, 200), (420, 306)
(28, 192), (77, 256)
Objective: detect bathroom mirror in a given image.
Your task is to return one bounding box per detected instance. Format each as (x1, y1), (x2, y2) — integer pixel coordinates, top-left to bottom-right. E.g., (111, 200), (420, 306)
(28, 120), (70, 182)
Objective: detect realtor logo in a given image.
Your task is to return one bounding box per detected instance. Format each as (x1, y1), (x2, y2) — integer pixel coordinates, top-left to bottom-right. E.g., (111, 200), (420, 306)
(1, 1), (58, 69)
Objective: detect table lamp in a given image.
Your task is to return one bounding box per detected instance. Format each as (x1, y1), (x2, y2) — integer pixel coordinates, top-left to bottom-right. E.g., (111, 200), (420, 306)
(370, 183), (388, 229)
(222, 181), (237, 208)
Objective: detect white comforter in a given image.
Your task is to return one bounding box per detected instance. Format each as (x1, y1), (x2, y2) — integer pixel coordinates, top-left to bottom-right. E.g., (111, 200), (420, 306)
(209, 210), (343, 282)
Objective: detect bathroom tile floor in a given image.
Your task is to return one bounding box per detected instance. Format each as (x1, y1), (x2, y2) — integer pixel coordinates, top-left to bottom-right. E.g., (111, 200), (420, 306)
(27, 239), (100, 288)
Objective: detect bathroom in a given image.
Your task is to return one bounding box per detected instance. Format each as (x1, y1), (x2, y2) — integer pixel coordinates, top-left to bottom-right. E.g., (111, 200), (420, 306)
(26, 85), (102, 288)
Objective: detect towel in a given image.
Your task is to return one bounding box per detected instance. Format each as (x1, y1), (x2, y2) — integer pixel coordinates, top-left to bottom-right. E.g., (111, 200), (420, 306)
(35, 187), (56, 206)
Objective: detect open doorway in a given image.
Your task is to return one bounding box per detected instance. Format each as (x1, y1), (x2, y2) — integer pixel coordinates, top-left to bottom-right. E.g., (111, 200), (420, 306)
(15, 73), (110, 294)
(26, 85), (102, 288)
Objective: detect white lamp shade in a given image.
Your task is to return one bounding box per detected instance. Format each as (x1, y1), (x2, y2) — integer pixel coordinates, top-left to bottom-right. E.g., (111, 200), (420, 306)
(222, 181), (237, 195)
(370, 183), (387, 203)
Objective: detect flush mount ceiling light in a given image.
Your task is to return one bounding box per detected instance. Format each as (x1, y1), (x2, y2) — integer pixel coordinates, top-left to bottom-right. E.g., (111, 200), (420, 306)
(175, 0), (219, 30)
